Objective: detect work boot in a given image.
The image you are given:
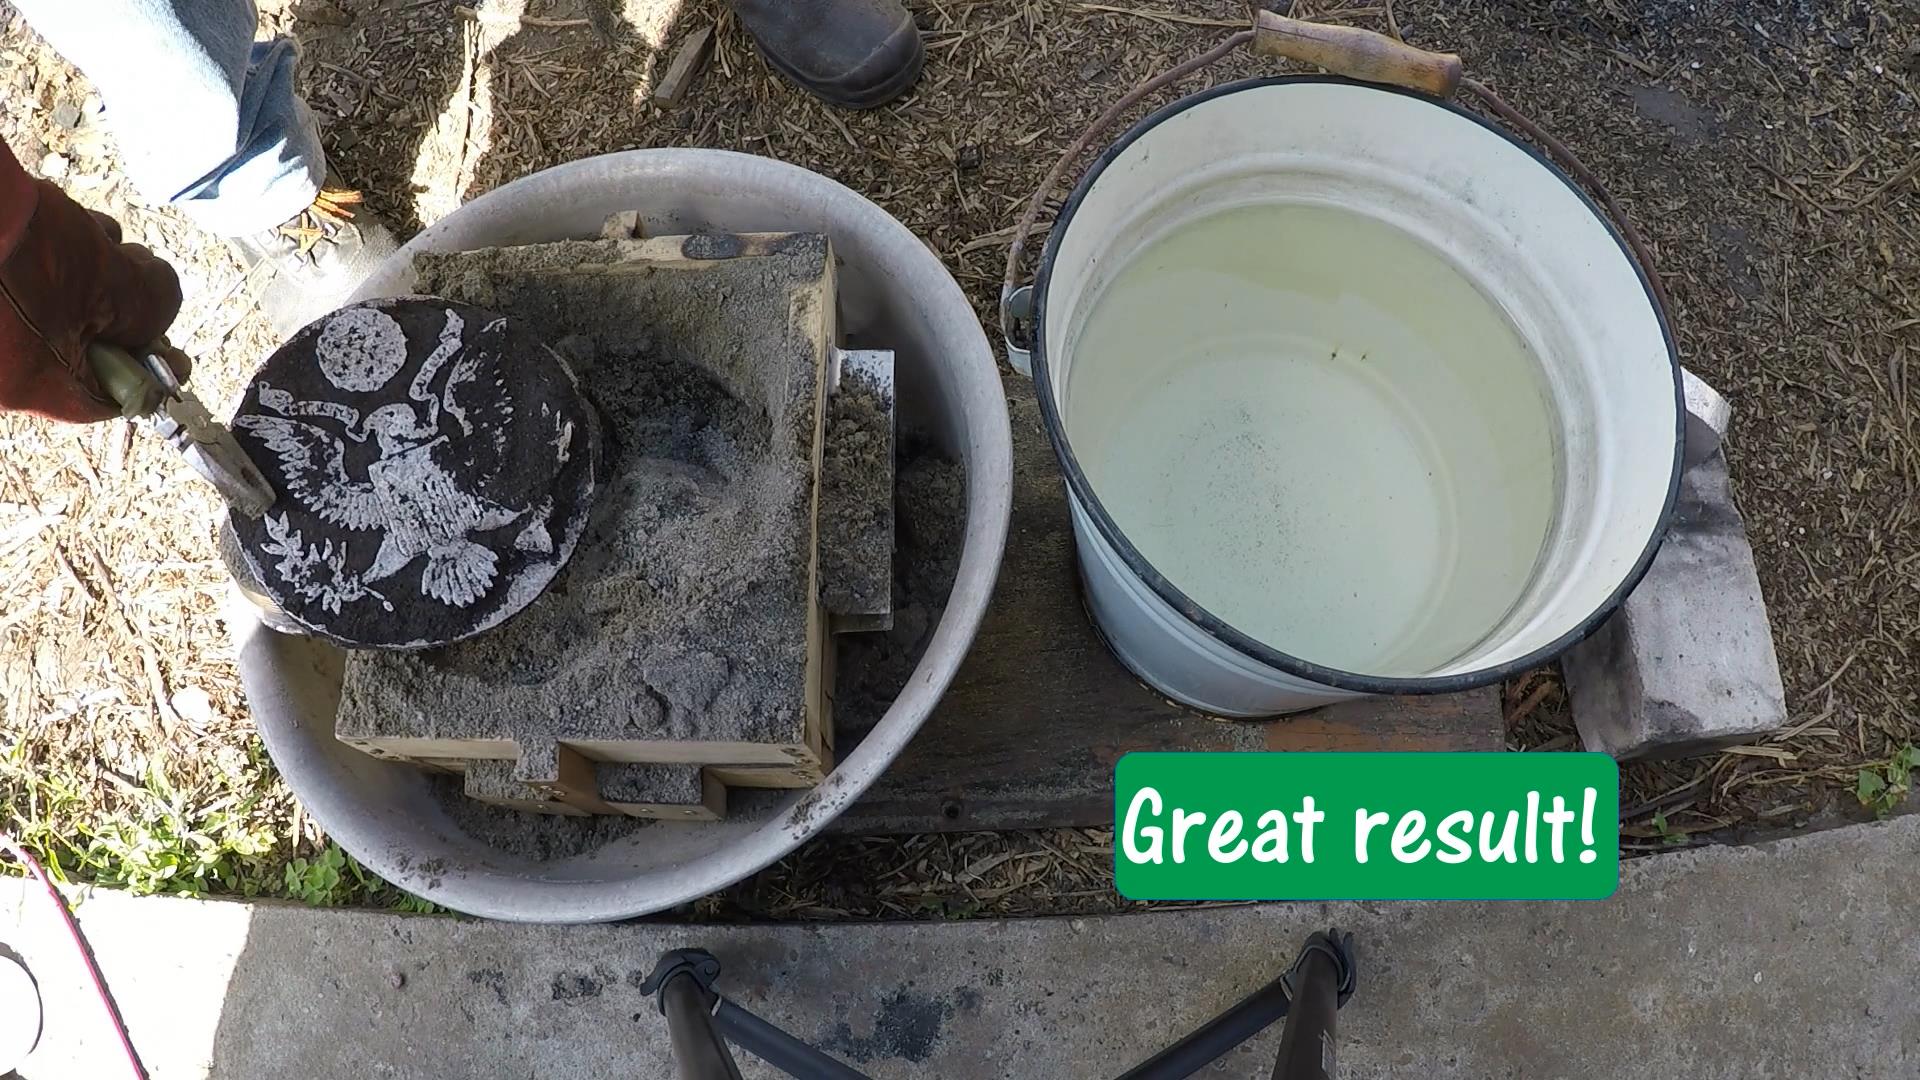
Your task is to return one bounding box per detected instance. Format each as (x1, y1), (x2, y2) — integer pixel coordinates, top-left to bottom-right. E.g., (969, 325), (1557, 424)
(228, 187), (396, 339)
(730, 0), (925, 109)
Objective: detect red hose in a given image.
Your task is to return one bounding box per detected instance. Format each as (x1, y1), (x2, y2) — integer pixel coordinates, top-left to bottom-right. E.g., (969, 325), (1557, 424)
(0, 832), (148, 1079)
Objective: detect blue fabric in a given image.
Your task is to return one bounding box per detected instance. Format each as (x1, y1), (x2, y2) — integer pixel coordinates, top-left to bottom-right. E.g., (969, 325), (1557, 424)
(12, 0), (324, 236)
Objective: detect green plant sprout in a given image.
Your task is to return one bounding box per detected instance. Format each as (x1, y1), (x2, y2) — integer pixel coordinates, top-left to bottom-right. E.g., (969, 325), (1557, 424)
(1651, 809), (1688, 846)
(1856, 745), (1920, 819)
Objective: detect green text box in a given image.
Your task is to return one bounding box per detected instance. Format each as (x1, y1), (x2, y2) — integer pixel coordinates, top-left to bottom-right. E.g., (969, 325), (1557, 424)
(1114, 753), (1619, 900)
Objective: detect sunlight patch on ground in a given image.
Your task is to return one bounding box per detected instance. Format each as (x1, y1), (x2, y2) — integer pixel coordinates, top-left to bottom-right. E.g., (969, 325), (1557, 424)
(408, 0), (525, 226)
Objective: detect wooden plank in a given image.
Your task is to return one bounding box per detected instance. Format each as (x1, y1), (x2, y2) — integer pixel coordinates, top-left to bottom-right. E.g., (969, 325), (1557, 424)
(712, 762), (833, 788)
(343, 735), (516, 763)
(598, 210), (645, 240)
(831, 372), (1505, 834)
(566, 737), (828, 775)
(460, 756), (726, 820)
(800, 246), (838, 778)
(652, 24), (715, 108)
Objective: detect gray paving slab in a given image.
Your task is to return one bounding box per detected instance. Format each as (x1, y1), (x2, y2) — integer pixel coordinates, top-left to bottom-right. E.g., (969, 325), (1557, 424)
(5, 815), (1917, 1079)
(1566, 452), (1788, 760)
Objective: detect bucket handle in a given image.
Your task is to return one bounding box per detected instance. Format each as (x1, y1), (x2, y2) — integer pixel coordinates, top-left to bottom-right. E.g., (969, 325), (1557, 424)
(1000, 12), (1671, 374)
(1248, 10), (1463, 97)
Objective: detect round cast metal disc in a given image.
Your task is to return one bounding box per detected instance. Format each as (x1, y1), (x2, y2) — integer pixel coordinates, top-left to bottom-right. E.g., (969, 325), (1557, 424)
(227, 297), (600, 649)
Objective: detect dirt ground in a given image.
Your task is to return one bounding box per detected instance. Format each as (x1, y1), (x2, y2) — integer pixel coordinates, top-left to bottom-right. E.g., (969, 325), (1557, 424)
(1, 0), (1916, 915)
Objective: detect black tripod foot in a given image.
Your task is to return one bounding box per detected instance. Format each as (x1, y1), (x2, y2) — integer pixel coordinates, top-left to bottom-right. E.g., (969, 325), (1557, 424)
(1273, 928), (1358, 1080)
(639, 949), (724, 1009)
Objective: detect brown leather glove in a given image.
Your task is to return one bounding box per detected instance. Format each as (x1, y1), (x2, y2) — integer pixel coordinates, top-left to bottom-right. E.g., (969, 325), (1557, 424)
(1, 150), (183, 423)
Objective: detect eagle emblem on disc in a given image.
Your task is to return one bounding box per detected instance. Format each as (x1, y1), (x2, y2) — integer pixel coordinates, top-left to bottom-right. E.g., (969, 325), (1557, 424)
(227, 297), (600, 649)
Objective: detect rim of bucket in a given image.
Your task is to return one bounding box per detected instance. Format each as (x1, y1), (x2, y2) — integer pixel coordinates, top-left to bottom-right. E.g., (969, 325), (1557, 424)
(244, 149), (1015, 922)
(1030, 74), (1685, 696)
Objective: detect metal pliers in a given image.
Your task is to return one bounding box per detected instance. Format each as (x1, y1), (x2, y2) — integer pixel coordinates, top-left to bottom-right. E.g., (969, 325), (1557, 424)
(86, 341), (277, 517)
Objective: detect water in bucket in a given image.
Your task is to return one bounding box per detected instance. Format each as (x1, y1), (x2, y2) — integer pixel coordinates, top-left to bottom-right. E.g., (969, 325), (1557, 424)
(1066, 201), (1560, 677)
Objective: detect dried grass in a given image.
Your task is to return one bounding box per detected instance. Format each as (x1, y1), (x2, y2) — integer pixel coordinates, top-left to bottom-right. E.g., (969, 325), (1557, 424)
(1445, 0), (1920, 851)
(0, 5), (313, 895)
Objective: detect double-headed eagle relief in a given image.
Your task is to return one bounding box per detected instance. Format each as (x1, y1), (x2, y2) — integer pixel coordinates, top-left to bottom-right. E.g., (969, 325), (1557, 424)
(227, 298), (600, 649)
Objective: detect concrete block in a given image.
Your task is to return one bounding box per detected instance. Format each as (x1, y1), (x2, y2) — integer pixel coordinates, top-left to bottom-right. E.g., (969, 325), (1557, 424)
(1681, 366), (1732, 468)
(1563, 452), (1786, 760)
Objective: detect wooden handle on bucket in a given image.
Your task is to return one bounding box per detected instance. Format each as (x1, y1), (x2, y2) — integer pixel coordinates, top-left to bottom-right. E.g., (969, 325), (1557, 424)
(1252, 12), (1463, 98)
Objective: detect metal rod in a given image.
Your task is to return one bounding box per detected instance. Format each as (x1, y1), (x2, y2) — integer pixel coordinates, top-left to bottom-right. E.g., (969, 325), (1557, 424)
(1113, 972), (1293, 1080)
(659, 973), (745, 1080)
(713, 998), (873, 1080)
(1271, 947), (1341, 1080)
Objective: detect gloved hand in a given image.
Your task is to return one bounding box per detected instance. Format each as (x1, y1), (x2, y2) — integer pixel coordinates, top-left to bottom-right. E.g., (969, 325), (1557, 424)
(0, 179), (183, 423)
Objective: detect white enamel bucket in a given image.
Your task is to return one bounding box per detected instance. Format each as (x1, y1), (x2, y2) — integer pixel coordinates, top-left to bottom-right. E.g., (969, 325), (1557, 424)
(1027, 77), (1682, 715)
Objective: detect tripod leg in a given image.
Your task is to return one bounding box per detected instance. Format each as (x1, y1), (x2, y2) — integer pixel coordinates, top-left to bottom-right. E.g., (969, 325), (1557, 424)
(641, 950), (870, 1080)
(660, 970), (746, 1080)
(1270, 945), (1341, 1080)
(714, 1000), (874, 1080)
(1113, 973), (1294, 1080)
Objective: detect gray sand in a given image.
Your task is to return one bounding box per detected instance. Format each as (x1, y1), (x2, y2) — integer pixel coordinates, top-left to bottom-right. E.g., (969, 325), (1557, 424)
(598, 763), (707, 805)
(463, 758), (707, 809)
(818, 369), (895, 616)
(429, 772), (656, 858)
(338, 239), (825, 756)
(421, 435), (964, 861)
(462, 759), (585, 813)
(830, 439), (967, 744)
